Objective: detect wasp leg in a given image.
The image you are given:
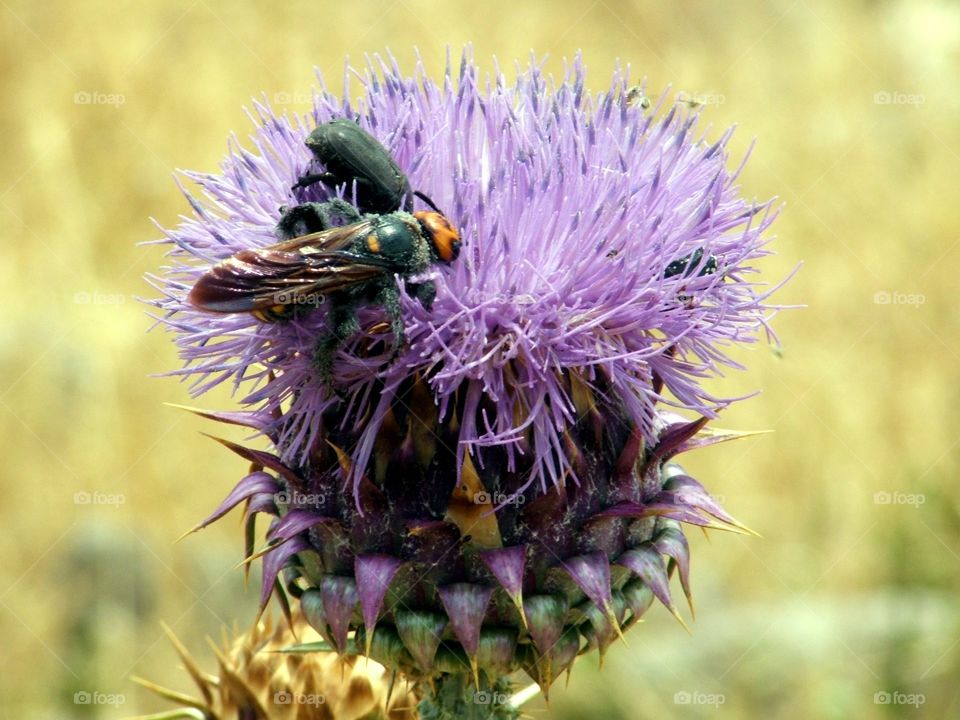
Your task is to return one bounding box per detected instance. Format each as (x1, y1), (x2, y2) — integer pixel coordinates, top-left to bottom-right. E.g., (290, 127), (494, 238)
(377, 284), (406, 368)
(407, 280), (437, 310)
(314, 299), (360, 390)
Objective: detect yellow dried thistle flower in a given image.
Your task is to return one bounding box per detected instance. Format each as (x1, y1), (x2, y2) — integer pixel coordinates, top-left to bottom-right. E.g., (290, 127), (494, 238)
(133, 611), (418, 720)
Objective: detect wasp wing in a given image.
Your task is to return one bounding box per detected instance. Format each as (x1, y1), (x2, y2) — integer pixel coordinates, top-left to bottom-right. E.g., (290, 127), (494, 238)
(188, 220), (392, 313)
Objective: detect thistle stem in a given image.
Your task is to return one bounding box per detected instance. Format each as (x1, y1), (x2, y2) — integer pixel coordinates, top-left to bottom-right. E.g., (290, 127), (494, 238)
(509, 681), (542, 708)
(417, 674), (521, 720)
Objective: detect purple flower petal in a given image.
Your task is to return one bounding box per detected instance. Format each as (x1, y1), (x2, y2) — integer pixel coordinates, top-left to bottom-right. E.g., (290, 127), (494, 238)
(582, 591), (627, 660)
(662, 474), (747, 529)
(267, 509), (333, 543)
(299, 588), (331, 643)
(320, 575), (360, 653)
(243, 492), (278, 522)
(562, 552), (622, 638)
(479, 545), (527, 625)
(476, 628), (517, 676)
(259, 536), (307, 610)
(653, 526), (693, 614)
(623, 580), (655, 623)
(168, 404), (270, 431)
(522, 594), (567, 659)
(616, 544), (688, 631)
(438, 583), (493, 660)
(649, 417), (709, 465)
(184, 471), (277, 538)
(395, 610), (447, 672)
(205, 435), (305, 490)
(354, 554), (404, 656)
(610, 426), (644, 503)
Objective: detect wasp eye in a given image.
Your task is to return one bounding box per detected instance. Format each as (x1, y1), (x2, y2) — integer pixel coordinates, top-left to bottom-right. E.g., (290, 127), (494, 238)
(433, 230), (461, 263)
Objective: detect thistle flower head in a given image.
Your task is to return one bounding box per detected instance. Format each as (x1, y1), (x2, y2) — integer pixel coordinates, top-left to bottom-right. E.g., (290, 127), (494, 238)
(135, 611), (417, 719)
(149, 49), (788, 704)
(149, 50), (780, 496)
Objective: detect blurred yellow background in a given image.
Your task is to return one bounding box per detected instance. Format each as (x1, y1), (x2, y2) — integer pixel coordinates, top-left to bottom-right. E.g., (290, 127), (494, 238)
(1, 0), (958, 717)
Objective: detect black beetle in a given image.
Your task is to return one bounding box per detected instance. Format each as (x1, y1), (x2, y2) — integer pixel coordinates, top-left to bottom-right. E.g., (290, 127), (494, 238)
(663, 247), (718, 279)
(292, 119), (412, 215)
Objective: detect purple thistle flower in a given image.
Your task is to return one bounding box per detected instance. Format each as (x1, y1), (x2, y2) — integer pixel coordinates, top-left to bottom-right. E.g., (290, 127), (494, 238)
(148, 50), (791, 709)
(148, 50), (781, 500)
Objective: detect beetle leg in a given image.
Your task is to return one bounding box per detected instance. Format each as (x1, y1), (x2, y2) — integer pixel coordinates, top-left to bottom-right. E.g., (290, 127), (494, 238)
(291, 171), (336, 193)
(402, 188), (415, 213)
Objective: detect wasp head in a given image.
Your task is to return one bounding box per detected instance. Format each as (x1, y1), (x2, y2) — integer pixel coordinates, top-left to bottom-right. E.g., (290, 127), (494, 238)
(415, 211), (461, 263)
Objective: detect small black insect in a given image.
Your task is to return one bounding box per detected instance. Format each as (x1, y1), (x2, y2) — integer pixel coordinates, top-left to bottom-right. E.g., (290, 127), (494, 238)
(291, 119), (412, 216)
(663, 247), (718, 279)
(188, 210), (461, 385)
